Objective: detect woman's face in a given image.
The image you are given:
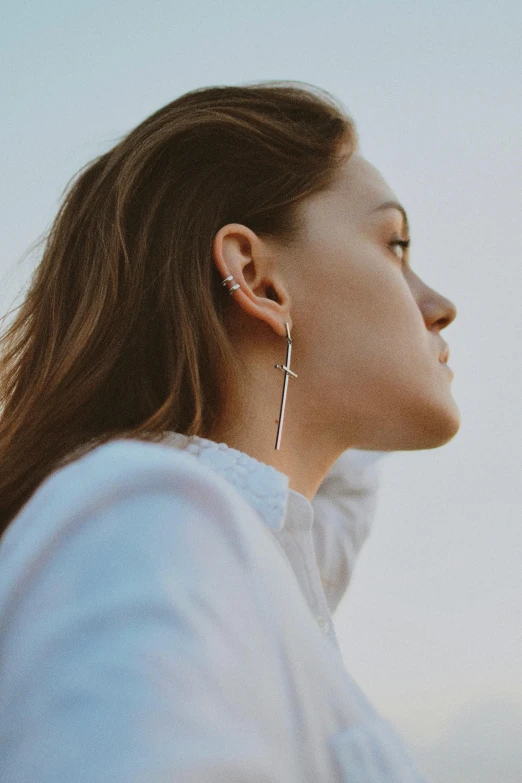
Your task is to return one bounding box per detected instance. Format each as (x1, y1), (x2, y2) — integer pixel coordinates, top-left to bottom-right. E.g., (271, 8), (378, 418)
(283, 151), (460, 452)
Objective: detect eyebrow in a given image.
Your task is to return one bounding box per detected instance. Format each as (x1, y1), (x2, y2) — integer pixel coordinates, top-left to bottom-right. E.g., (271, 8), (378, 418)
(372, 201), (410, 234)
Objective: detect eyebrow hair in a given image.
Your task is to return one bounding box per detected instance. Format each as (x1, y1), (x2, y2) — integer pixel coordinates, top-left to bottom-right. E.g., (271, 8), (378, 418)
(372, 200), (410, 234)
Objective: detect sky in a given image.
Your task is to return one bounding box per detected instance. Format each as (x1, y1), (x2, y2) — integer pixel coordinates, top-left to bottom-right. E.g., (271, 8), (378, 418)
(1, 1), (521, 779)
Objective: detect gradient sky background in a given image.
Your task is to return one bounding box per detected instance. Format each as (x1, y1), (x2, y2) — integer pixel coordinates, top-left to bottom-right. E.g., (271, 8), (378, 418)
(2, 2), (521, 780)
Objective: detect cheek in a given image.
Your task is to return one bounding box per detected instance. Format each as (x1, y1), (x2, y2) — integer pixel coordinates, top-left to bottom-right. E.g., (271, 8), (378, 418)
(293, 234), (423, 367)
(332, 250), (416, 336)
(296, 233), (377, 307)
(340, 279), (426, 391)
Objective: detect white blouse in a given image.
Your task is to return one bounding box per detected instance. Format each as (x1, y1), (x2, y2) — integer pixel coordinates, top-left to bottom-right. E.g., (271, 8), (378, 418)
(0, 433), (429, 782)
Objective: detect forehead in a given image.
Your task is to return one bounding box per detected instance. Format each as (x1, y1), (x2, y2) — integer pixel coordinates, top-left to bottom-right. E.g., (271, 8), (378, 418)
(332, 153), (398, 216)
(290, 151), (403, 242)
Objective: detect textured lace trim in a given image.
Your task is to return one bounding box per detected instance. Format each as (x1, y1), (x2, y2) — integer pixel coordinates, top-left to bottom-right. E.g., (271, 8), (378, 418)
(161, 432), (290, 531)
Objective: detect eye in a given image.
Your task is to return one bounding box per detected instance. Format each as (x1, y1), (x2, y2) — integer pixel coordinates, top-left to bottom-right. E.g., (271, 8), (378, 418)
(389, 238), (410, 263)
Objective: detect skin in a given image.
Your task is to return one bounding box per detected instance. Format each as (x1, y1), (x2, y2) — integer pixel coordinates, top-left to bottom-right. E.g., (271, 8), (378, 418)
(208, 151), (460, 502)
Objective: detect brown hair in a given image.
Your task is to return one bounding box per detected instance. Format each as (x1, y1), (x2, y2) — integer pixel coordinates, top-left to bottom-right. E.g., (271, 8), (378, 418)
(0, 80), (357, 536)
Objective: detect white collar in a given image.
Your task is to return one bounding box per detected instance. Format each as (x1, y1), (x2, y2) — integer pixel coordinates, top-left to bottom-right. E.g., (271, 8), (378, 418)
(161, 432), (314, 533)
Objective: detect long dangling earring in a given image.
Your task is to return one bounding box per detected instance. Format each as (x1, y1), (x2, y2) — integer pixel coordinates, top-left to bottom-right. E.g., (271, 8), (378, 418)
(274, 321), (297, 450)
(221, 275), (297, 450)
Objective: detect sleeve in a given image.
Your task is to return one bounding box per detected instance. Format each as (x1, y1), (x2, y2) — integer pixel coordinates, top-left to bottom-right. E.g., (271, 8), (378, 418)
(311, 449), (389, 615)
(0, 451), (293, 782)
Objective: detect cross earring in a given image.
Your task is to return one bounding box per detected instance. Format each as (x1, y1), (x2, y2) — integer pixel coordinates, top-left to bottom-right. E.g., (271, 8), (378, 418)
(274, 321), (297, 450)
(221, 275), (297, 450)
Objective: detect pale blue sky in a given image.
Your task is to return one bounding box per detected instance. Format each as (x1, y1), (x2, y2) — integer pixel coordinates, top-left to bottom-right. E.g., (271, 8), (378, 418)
(2, 2), (521, 779)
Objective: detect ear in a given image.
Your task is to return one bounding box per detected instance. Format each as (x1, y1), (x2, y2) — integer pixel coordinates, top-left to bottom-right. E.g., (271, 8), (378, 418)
(212, 223), (292, 339)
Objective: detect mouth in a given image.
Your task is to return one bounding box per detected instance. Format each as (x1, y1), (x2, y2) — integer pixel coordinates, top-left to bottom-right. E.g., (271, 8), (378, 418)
(438, 345), (450, 363)
(437, 343), (453, 375)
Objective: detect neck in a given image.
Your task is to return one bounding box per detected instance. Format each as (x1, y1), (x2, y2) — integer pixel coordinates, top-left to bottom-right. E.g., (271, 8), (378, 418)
(206, 380), (343, 503)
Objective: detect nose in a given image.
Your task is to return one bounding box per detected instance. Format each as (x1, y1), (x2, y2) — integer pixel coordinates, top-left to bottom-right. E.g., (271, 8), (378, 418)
(431, 294), (457, 330)
(410, 270), (457, 331)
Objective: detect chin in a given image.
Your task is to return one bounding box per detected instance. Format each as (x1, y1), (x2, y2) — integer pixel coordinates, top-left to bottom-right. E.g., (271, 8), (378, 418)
(349, 384), (462, 452)
(352, 415), (461, 453)
(366, 395), (461, 452)
(412, 396), (462, 449)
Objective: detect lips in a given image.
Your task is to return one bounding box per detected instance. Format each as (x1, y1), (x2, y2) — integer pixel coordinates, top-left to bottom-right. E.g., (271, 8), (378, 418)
(439, 345), (450, 363)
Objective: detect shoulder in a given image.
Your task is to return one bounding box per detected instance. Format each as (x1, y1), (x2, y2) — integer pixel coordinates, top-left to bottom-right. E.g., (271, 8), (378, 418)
(19, 437), (244, 521)
(0, 449), (335, 783)
(0, 443), (305, 781)
(44, 438), (236, 516)
(1, 439), (271, 583)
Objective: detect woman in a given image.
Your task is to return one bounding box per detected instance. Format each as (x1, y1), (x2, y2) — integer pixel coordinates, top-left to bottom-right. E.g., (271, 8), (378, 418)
(0, 81), (458, 781)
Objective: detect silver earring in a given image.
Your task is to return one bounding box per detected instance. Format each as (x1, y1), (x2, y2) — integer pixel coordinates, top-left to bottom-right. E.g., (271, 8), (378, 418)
(274, 322), (297, 450)
(221, 274), (240, 295)
(221, 276), (296, 450)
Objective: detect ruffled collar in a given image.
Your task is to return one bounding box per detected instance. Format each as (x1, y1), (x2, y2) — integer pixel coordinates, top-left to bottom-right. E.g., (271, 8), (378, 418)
(160, 432), (314, 533)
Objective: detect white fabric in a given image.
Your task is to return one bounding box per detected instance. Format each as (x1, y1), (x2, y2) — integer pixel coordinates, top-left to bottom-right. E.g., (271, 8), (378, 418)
(0, 433), (429, 782)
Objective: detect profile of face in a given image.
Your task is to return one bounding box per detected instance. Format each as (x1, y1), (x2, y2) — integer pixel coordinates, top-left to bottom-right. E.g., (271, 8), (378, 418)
(214, 151), (460, 456)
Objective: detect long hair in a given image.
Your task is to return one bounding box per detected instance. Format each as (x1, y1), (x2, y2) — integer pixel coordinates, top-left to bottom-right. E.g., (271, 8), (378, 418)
(0, 80), (357, 536)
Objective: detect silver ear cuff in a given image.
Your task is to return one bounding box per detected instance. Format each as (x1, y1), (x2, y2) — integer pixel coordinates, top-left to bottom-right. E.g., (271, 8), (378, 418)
(221, 274), (297, 450)
(221, 274), (240, 295)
